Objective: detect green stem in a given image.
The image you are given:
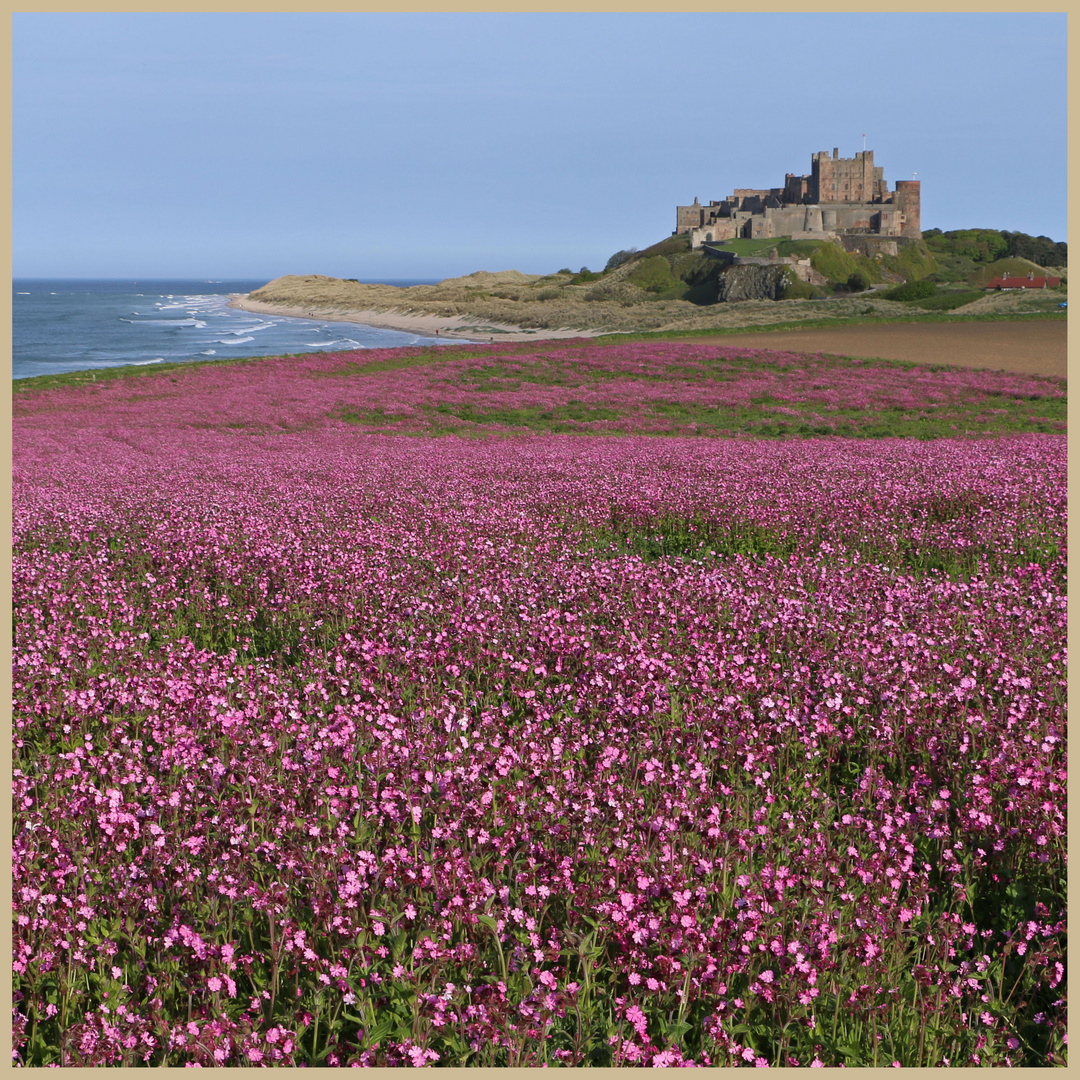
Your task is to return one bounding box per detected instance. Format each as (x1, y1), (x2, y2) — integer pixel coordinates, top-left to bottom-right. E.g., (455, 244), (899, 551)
(675, 965), (693, 1027)
(916, 984), (926, 1066)
(268, 915), (279, 1019)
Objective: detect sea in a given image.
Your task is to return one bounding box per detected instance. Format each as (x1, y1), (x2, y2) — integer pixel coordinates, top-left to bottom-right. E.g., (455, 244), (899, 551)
(11, 278), (467, 382)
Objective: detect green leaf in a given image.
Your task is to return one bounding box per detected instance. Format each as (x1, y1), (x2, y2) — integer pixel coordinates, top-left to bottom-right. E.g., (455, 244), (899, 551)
(663, 1018), (692, 1043)
(363, 1018), (395, 1047)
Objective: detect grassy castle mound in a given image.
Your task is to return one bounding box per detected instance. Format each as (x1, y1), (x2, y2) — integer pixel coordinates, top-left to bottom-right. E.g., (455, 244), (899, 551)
(248, 229), (1065, 336)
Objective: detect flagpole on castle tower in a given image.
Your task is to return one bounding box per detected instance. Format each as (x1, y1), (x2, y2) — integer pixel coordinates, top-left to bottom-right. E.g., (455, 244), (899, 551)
(862, 133), (866, 153)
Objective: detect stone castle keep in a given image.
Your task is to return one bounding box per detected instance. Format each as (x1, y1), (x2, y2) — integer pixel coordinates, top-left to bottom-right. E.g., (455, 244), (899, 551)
(676, 148), (921, 250)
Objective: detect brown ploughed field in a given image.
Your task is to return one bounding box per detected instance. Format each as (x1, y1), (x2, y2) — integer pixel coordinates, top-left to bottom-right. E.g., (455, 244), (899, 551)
(712, 321), (1066, 378)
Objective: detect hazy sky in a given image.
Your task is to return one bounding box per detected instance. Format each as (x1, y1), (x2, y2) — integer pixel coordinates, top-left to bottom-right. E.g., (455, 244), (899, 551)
(13, 12), (1067, 281)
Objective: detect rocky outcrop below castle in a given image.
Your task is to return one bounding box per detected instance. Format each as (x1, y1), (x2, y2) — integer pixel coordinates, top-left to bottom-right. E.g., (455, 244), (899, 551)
(716, 265), (794, 303)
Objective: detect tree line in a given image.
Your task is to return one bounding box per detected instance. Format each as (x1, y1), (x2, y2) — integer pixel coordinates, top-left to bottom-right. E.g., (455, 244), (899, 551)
(922, 228), (1066, 267)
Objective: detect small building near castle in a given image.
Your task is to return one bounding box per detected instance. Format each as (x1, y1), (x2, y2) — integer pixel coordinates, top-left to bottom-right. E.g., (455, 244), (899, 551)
(985, 272), (1061, 291)
(676, 147), (921, 249)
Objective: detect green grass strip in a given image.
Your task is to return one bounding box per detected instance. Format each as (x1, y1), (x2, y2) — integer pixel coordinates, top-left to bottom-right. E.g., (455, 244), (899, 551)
(592, 309), (1066, 346)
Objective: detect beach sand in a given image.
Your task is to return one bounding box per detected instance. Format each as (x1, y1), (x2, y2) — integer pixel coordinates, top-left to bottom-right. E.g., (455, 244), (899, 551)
(228, 296), (603, 343)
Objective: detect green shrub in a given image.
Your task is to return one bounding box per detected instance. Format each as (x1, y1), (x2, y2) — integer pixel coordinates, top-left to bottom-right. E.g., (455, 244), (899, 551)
(847, 271), (871, 292)
(881, 278), (938, 302)
(604, 248), (639, 272)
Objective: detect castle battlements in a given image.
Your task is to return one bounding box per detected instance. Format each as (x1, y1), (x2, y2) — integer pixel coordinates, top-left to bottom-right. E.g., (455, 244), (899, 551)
(676, 148), (920, 249)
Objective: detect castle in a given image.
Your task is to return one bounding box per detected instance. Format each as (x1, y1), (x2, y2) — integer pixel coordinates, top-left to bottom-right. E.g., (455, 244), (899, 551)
(676, 147), (921, 251)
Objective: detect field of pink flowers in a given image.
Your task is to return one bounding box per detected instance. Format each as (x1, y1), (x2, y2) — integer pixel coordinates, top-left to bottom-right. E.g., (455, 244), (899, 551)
(14, 337), (1065, 440)
(12, 342), (1066, 1066)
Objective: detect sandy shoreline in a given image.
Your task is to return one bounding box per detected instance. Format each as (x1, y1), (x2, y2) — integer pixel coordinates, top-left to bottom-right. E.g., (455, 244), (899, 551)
(227, 295), (604, 343)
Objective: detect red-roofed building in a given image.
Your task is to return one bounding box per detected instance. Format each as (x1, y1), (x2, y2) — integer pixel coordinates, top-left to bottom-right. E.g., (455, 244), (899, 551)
(986, 271), (1062, 291)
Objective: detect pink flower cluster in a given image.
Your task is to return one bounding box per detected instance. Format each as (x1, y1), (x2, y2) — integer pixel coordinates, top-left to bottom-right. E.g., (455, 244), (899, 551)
(11, 345), (1066, 1066)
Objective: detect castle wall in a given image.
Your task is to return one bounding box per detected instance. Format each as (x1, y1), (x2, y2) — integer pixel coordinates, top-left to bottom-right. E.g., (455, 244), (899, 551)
(840, 236), (899, 258)
(818, 203), (880, 232)
(790, 230), (838, 242)
(784, 174), (809, 203)
(872, 167), (886, 201)
(687, 219), (739, 247)
(676, 199), (705, 230)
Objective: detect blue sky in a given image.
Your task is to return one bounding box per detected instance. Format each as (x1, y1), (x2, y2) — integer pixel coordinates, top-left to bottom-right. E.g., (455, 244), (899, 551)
(13, 12), (1067, 281)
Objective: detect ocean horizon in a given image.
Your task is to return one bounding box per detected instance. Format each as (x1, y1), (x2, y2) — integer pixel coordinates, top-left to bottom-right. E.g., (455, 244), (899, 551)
(11, 277), (457, 381)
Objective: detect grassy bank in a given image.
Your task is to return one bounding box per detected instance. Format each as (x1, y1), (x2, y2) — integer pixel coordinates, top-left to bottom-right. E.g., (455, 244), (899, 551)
(591, 308), (1065, 346)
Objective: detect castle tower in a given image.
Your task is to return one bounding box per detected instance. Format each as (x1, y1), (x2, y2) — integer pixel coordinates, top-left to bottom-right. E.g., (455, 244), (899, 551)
(811, 148), (878, 203)
(893, 180), (921, 238)
(675, 196), (705, 232)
